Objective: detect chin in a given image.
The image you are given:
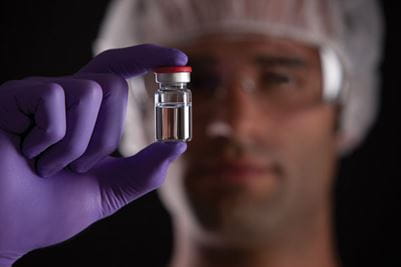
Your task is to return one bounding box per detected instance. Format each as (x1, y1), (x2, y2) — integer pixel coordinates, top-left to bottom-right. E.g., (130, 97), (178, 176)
(194, 218), (279, 248)
(189, 194), (288, 242)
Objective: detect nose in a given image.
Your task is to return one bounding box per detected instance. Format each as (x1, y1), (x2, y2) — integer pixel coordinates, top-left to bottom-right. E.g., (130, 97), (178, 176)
(207, 76), (261, 139)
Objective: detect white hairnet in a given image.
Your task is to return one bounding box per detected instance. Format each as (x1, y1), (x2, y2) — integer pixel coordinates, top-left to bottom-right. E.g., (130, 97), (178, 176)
(94, 0), (384, 154)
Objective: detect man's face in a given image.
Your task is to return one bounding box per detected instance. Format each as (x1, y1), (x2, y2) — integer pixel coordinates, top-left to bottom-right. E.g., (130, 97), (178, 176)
(163, 34), (339, 244)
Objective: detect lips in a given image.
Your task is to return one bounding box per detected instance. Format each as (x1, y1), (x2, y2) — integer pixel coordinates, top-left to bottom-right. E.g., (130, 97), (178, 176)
(204, 159), (280, 183)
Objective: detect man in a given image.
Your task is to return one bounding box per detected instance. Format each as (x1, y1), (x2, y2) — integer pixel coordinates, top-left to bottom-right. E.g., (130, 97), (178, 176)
(95, 0), (384, 266)
(0, 0), (384, 267)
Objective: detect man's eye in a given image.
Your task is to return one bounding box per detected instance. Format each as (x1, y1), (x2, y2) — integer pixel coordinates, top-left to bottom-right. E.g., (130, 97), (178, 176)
(261, 72), (293, 87)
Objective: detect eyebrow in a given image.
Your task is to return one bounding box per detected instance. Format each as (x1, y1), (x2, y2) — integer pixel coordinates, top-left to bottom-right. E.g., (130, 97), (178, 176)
(188, 54), (307, 69)
(254, 55), (307, 68)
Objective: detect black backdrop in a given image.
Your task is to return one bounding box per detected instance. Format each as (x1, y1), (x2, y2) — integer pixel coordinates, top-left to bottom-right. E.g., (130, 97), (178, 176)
(0, 1), (399, 266)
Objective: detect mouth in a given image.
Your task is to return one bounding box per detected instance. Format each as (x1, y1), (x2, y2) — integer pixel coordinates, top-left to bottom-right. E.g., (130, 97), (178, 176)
(202, 159), (281, 184)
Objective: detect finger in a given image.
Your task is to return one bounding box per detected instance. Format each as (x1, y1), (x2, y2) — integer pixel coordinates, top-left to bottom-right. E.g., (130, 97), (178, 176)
(78, 44), (188, 78)
(68, 73), (128, 173)
(4, 81), (67, 158)
(0, 80), (42, 135)
(95, 142), (187, 216)
(36, 79), (103, 177)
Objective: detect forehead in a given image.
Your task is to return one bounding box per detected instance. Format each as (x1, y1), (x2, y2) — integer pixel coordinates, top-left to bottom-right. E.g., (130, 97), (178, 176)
(178, 33), (320, 67)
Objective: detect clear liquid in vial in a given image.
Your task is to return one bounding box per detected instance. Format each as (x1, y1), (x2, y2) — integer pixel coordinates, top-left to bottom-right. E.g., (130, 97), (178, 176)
(156, 103), (192, 141)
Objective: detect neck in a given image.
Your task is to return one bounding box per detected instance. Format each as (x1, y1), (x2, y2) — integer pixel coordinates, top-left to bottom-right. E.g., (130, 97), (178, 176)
(169, 203), (340, 267)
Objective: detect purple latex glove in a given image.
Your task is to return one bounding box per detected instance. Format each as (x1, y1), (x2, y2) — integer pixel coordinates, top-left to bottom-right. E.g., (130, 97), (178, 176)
(0, 44), (188, 267)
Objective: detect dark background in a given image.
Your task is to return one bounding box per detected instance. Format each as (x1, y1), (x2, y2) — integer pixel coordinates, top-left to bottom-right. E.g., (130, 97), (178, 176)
(0, 1), (399, 266)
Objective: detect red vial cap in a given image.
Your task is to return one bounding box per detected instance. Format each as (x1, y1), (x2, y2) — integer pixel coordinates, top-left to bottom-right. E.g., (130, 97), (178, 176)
(154, 66), (192, 73)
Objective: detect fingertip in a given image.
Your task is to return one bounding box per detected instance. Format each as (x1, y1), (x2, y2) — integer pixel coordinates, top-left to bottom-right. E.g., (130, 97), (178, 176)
(140, 44), (188, 67)
(162, 141), (187, 154)
(36, 160), (64, 178)
(69, 157), (98, 174)
(22, 146), (39, 159)
(69, 162), (90, 174)
(137, 43), (188, 66)
(151, 141), (187, 162)
(169, 48), (188, 66)
(36, 167), (54, 178)
(21, 141), (49, 159)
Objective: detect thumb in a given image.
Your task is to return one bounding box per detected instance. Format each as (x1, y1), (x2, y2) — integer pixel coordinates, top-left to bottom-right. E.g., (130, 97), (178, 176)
(96, 142), (187, 216)
(78, 44), (188, 78)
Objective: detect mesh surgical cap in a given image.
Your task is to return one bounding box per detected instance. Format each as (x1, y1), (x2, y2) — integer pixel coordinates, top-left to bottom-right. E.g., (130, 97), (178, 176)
(94, 0), (384, 154)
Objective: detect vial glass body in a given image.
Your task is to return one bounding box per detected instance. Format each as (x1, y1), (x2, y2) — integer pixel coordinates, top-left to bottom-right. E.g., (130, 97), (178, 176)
(155, 83), (192, 142)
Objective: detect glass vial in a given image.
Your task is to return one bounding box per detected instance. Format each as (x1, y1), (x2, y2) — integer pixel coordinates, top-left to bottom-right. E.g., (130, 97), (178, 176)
(154, 66), (192, 142)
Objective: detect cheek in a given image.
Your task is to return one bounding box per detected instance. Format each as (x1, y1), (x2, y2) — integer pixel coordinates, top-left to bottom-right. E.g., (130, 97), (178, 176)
(284, 106), (336, 146)
(277, 105), (337, 190)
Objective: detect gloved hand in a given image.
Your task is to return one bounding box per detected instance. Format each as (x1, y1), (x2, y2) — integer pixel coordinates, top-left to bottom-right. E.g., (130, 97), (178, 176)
(0, 44), (188, 267)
